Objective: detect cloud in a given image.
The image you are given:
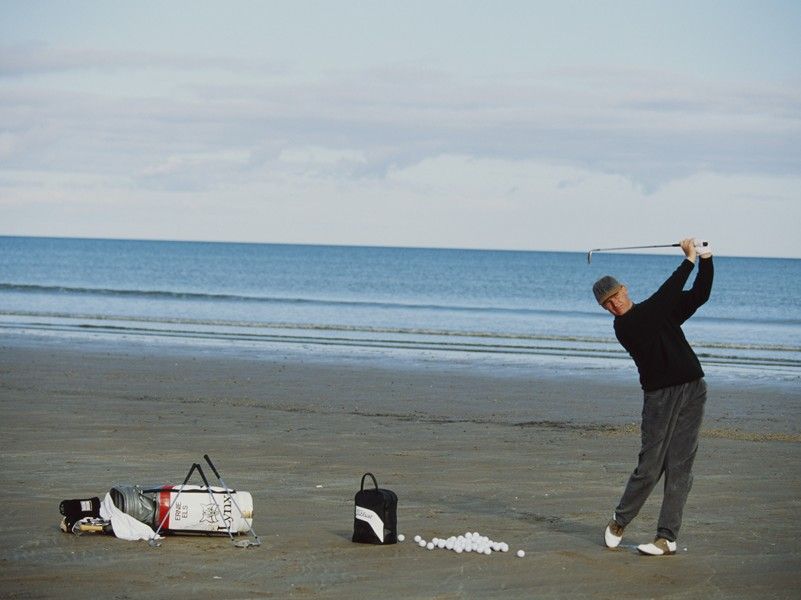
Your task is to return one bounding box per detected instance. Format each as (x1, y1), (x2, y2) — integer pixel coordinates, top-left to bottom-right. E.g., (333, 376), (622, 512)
(137, 151), (254, 192)
(0, 43), (281, 77)
(3, 61), (799, 192)
(4, 153), (799, 256)
(1, 44), (800, 255)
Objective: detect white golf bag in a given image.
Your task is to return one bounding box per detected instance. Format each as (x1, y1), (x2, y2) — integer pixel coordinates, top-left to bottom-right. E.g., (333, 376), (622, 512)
(110, 484), (253, 535)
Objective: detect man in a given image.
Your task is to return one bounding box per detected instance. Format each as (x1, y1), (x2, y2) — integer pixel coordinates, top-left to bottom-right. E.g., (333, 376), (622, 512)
(593, 238), (713, 556)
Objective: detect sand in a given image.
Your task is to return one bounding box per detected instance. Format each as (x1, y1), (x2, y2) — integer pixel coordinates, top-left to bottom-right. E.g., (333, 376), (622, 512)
(1, 332), (799, 599)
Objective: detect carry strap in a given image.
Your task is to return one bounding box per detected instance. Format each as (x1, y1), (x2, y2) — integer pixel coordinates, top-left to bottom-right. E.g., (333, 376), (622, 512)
(360, 472), (379, 491)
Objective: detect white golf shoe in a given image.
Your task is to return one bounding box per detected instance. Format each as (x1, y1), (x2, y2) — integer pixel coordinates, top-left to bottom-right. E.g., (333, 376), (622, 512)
(637, 537), (677, 556)
(604, 518), (625, 548)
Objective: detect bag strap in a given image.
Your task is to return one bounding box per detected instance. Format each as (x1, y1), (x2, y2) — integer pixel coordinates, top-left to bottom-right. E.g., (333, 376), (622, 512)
(360, 472), (379, 491)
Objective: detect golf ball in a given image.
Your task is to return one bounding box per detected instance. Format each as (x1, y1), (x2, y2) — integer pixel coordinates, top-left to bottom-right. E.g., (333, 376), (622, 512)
(408, 528), (520, 559)
(397, 534), (405, 542)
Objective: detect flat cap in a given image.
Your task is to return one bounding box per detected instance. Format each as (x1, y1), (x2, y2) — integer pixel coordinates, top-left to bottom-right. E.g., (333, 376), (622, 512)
(593, 275), (623, 305)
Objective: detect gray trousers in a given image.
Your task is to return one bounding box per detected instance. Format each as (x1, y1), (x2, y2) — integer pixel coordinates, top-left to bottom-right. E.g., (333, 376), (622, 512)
(615, 378), (706, 542)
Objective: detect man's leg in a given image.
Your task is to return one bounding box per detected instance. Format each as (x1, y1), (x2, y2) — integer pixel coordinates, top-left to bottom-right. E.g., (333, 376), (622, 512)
(615, 384), (685, 528)
(656, 379), (707, 542)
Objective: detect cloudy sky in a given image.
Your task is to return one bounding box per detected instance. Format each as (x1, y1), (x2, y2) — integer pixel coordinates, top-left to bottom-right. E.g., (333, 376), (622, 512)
(1, 0), (800, 257)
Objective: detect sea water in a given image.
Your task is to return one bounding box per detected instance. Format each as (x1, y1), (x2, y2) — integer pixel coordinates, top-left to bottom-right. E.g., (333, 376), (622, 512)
(1, 236), (799, 375)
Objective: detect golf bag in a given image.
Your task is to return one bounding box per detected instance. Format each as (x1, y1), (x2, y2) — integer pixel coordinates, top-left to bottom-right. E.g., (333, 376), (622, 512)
(110, 484), (253, 535)
(352, 472), (397, 544)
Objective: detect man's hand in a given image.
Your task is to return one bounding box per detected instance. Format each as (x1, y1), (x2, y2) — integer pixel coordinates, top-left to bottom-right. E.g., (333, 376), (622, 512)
(680, 238), (698, 263)
(697, 241), (713, 259)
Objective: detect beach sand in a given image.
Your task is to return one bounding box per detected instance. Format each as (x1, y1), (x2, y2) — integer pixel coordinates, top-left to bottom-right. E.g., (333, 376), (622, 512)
(1, 333), (799, 599)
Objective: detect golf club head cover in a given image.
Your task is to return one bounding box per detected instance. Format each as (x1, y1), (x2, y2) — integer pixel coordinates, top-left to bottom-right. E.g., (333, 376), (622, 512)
(352, 472), (398, 544)
(59, 496), (101, 531)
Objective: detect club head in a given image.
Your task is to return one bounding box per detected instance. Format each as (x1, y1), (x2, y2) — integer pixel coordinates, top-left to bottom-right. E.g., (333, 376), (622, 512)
(587, 251), (593, 264)
(147, 538), (162, 548)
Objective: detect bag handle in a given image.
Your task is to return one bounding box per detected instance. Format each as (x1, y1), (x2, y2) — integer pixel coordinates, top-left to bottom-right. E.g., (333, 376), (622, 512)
(360, 472), (379, 491)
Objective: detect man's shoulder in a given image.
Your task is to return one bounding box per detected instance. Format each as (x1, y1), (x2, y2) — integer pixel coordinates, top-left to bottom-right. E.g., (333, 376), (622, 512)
(615, 303), (638, 319)
(613, 305), (636, 331)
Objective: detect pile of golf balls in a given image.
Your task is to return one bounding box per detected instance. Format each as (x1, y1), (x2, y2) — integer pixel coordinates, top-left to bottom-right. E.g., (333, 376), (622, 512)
(403, 531), (524, 557)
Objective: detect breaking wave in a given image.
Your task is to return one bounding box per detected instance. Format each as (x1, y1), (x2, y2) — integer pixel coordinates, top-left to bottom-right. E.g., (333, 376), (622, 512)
(3, 282), (800, 326)
(1, 310), (799, 369)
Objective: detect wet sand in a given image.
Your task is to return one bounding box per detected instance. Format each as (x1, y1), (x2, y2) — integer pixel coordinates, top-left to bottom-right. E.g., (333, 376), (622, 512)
(1, 333), (799, 599)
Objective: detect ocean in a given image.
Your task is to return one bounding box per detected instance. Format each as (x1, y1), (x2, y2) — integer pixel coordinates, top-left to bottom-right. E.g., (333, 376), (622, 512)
(1, 236), (799, 376)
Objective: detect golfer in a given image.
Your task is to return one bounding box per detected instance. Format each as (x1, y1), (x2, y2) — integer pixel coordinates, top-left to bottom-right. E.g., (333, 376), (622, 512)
(593, 238), (713, 556)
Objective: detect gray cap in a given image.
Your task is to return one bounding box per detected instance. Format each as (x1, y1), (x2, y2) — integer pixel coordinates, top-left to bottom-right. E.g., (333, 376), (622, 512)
(593, 275), (623, 305)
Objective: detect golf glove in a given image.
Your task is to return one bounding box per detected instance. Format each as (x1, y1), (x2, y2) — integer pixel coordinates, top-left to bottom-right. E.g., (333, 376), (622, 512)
(695, 241), (712, 256)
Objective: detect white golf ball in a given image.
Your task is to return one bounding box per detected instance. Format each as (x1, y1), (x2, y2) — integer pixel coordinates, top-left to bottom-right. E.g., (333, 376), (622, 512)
(484, 548), (491, 555)
(418, 540), (426, 547)
(455, 546), (463, 553)
(516, 550), (525, 558)
(426, 542), (435, 550)
(445, 539), (454, 550)
(397, 534), (405, 542)
(437, 539), (446, 549)
(500, 543), (509, 552)
(413, 535), (421, 543)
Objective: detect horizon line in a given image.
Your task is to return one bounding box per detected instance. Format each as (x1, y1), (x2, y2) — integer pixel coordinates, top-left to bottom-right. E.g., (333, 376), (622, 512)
(0, 233), (796, 260)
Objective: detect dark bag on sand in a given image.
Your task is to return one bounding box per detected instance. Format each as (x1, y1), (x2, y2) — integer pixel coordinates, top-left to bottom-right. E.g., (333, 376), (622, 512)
(352, 472), (397, 544)
(59, 496), (101, 530)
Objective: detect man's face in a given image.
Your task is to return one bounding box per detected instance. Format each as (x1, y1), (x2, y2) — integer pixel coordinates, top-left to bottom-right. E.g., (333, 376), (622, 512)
(602, 286), (633, 316)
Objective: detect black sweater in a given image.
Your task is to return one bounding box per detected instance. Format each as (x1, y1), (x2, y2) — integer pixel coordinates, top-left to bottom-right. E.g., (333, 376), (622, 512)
(614, 257), (714, 391)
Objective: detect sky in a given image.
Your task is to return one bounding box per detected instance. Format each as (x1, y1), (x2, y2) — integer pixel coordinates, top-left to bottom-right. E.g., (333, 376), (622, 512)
(1, 0), (800, 257)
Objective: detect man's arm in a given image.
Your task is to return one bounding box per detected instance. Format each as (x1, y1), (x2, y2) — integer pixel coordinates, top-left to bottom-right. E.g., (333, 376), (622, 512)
(674, 254), (713, 323)
(636, 261), (693, 320)
(640, 239), (697, 314)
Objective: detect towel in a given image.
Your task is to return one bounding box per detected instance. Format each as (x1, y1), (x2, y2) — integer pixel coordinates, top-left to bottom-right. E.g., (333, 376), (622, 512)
(99, 492), (162, 542)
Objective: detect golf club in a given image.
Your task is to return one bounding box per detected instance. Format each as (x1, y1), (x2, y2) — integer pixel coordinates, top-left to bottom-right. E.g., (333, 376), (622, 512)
(587, 241), (708, 264)
(204, 454), (262, 548)
(148, 463), (199, 547)
(195, 464), (241, 547)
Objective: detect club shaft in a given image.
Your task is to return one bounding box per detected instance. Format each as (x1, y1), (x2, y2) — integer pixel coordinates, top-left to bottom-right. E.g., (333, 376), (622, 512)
(203, 454), (222, 479)
(590, 241), (707, 253)
(589, 243), (679, 253)
(204, 454), (261, 542)
(151, 463), (200, 541)
(586, 241), (707, 264)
